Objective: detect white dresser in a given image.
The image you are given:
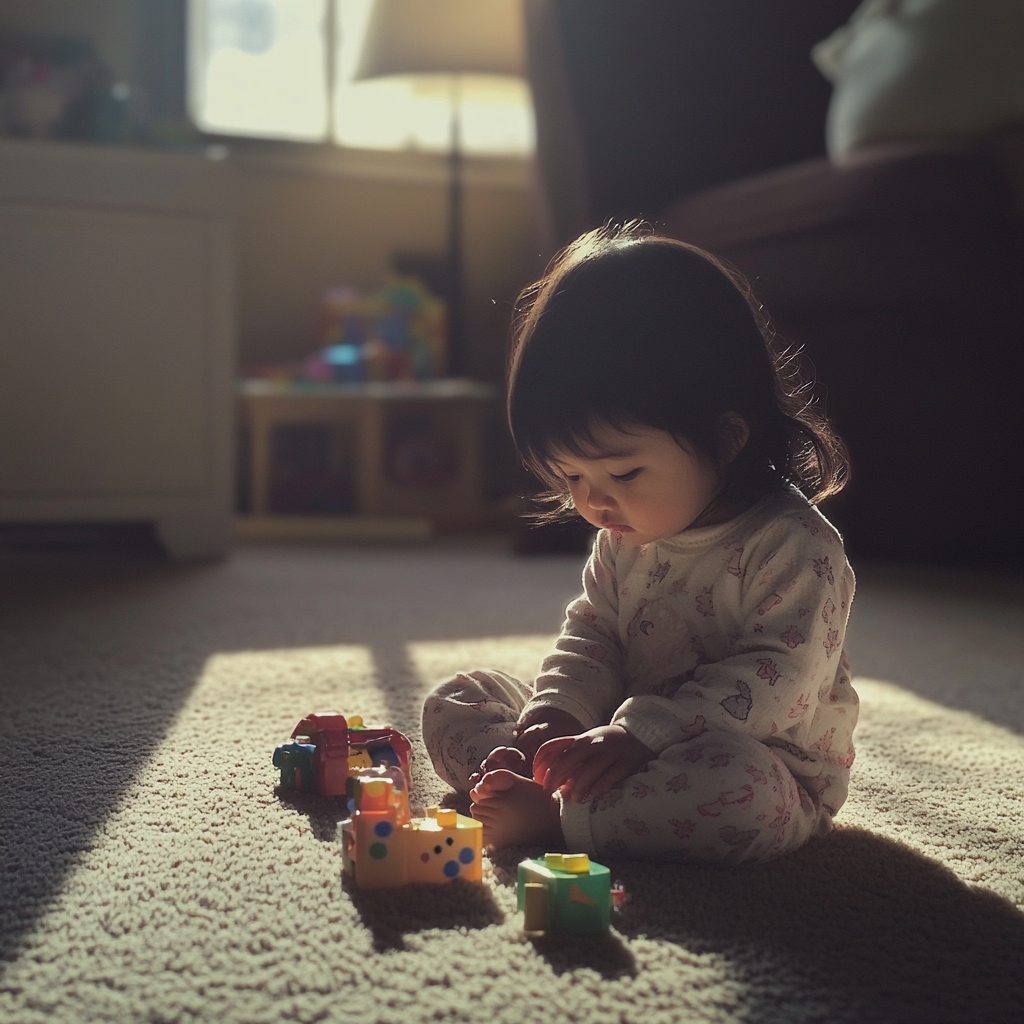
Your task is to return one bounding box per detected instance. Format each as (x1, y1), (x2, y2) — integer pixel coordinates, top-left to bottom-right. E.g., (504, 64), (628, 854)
(0, 138), (235, 559)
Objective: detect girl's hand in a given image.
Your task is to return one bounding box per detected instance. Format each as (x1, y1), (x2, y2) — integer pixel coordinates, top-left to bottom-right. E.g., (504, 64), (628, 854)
(533, 724), (655, 803)
(512, 707), (584, 767)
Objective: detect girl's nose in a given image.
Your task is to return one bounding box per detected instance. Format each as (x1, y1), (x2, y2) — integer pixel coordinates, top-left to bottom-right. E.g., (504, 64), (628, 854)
(586, 485), (616, 511)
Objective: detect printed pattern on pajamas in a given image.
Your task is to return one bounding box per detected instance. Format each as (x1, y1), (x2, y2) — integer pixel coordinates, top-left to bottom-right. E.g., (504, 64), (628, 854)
(421, 488), (857, 865)
(422, 668), (819, 864)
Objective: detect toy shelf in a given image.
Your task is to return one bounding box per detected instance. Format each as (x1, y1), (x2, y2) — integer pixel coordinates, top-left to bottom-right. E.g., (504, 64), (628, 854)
(236, 378), (495, 536)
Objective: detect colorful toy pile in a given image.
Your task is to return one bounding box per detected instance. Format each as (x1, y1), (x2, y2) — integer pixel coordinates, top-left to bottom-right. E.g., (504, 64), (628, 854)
(272, 711), (481, 890)
(299, 277), (447, 384)
(272, 712), (412, 798)
(272, 711), (623, 921)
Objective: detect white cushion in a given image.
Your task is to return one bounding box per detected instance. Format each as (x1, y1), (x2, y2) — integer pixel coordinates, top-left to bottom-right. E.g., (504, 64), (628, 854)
(812, 0), (1024, 159)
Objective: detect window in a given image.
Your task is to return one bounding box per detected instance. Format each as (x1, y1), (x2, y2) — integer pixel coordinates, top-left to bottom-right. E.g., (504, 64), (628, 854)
(187, 0), (534, 156)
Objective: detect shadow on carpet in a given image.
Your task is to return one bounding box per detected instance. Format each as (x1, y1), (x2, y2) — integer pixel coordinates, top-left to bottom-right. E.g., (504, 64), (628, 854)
(346, 879), (506, 952)
(492, 826), (1024, 1022)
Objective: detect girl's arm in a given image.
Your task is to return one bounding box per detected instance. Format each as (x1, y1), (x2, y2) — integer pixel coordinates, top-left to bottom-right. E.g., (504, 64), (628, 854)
(613, 517), (854, 755)
(519, 531), (628, 731)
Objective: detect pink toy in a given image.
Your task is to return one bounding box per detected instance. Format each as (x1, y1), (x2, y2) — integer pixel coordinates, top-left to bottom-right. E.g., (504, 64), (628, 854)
(272, 712), (412, 797)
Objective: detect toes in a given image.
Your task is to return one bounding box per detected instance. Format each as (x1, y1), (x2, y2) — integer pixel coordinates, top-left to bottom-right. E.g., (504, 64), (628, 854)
(481, 746), (529, 776)
(469, 802), (499, 827)
(470, 767), (528, 805)
(469, 780), (495, 803)
(479, 768), (521, 793)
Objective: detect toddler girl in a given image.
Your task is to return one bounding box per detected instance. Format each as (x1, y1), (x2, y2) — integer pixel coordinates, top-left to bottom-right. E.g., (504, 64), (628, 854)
(422, 225), (857, 865)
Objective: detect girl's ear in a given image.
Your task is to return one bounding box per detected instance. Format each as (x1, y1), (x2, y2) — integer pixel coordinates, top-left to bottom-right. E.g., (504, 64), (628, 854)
(719, 412), (750, 463)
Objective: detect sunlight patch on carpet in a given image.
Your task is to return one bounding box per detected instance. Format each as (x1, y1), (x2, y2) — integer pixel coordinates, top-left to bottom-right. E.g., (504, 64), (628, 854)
(406, 635), (557, 692)
(0, 644), (383, 1019)
(846, 676), (1024, 907)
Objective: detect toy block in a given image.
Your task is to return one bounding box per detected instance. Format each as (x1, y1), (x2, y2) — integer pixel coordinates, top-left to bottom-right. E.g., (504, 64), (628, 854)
(545, 852), (590, 873)
(405, 811), (482, 884)
(273, 711), (412, 797)
(517, 854), (614, 935)
(343, 778), (409, 888)
(522, 882), (548, 932)
(272, 742), (316, 791)
(429, 807), (458, 828)
(347, 763), (411, 826)
(340, 770), (483, 889)
(287, 711), (355, 796)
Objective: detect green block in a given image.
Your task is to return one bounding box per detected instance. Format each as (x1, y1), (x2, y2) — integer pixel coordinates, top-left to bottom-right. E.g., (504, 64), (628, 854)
(517, 855), (612, 934)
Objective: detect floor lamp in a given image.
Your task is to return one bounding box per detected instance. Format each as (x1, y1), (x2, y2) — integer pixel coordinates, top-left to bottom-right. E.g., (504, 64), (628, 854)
(353, 0), (526, 378)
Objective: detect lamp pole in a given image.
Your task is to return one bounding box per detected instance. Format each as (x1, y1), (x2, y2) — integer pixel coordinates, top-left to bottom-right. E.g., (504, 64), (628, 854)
(446, 74), (464, 378)
(349, 0), (527, 378)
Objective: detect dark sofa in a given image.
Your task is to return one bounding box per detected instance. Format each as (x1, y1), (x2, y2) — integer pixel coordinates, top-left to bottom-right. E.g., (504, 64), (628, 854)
(526, 0), (1024, 565)
(661, 136), (1023, 565)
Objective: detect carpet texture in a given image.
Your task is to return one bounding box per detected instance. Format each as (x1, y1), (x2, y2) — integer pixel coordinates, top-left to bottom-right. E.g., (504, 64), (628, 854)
(1, 539), (1022, 1024)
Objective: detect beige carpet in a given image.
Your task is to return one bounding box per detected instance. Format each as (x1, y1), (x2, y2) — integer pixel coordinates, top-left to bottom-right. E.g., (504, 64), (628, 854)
(1, 538), (1022, 1024)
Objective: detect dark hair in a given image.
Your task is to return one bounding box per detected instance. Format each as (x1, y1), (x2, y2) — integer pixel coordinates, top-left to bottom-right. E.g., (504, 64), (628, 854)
(507, 222), (848, 520)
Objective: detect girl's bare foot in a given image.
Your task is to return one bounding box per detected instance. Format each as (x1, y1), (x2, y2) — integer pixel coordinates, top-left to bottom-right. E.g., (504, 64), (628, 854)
(467, 746), (530, 791)
(469, 769), (564, 849)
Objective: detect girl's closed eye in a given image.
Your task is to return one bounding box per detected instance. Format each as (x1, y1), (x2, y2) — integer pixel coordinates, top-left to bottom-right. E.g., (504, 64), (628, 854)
(612, 468), (642, 482)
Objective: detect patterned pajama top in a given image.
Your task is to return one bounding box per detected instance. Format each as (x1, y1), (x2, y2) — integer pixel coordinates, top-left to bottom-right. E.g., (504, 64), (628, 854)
(521, 487), (858, 821)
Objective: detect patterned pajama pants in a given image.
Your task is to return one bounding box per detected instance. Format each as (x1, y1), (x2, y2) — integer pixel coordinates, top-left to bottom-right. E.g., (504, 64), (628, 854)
(422, 669), (824, 865)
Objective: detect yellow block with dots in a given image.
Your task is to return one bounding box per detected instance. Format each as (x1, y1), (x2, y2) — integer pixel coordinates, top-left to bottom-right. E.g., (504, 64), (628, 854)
(404, 806), (483, 884)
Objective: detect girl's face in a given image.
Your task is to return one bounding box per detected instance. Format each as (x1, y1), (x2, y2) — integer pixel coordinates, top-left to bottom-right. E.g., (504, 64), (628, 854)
(549, 422), (728, 546)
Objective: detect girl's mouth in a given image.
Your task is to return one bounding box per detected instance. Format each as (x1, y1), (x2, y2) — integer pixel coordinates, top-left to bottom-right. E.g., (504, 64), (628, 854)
(604, 523), (634, 533)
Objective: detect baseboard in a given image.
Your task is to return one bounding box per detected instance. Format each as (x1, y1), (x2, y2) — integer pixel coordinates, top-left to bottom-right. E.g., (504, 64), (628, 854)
(234, 515), (433, 543)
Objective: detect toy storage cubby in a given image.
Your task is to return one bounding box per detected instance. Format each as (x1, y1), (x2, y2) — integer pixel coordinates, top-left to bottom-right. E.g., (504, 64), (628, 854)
(238, 379), (495, 537)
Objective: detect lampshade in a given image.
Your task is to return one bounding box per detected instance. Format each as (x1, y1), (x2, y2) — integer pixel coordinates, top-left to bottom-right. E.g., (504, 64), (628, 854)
(353, 0), (525, 81)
